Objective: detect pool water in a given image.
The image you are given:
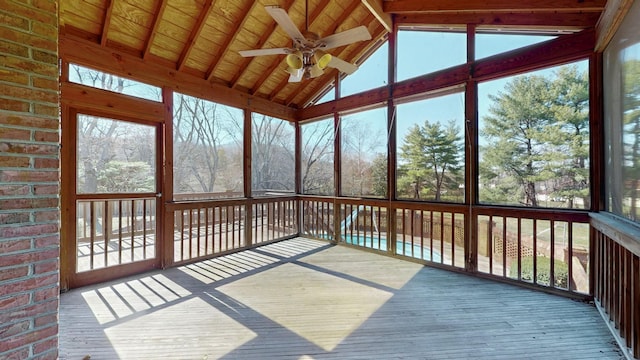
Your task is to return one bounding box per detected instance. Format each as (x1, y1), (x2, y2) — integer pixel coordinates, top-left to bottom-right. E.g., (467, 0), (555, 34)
(342, 234), (442, 262)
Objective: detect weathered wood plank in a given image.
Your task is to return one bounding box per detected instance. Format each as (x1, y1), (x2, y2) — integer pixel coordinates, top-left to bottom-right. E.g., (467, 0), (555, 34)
(60, 238), (623, 359)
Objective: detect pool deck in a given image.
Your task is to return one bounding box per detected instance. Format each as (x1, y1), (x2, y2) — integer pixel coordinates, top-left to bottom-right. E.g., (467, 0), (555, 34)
(59, 237), (623, 359)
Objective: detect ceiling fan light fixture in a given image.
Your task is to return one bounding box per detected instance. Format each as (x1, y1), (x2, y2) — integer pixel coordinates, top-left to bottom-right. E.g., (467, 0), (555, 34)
(309, 64), (324, 78)
(285, 51), (303, 70)
(314, 50), (332, 69)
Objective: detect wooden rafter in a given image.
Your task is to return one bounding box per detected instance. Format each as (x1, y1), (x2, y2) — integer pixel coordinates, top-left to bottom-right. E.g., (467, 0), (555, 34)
(205, 1), (259, 81)
(267, 1), (366, 102)
(250, 0), (333, 95)
(396, 12), (602, 30)
(143, 0), (168, 60)
(361, 0), (392, 32)
(383, 0), (606, 13)
(100, 0), (115, 46)
(595, 0), (634, 51)
(177, 0), (216, 71)
(229, 0), (297, 89)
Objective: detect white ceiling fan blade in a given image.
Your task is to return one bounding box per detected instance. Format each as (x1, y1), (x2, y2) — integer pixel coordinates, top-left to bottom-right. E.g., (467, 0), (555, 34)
(265, 6), (305, 45)
(327, 56), (358, 75)
(239, 48), (290, 57)
(319, 26), (372, 50)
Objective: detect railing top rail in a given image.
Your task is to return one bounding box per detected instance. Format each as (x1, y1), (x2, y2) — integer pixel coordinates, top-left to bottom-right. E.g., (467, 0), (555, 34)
(591, 212), (640, 257)
(475, 205), (590, 222)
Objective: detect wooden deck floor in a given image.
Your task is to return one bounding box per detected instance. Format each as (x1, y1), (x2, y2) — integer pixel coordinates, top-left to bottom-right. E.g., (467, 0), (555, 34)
(59, 237), (624, 359)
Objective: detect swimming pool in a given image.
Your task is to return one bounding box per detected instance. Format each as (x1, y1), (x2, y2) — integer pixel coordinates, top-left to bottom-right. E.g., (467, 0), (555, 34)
(341, 234), (442, 263)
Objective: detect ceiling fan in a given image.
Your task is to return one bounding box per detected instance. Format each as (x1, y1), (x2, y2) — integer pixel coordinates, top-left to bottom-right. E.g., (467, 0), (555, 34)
(239, 5), (372, 82)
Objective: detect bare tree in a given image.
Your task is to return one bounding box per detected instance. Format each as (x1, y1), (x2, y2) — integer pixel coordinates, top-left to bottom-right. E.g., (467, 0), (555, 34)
(301, 120), (334, 195)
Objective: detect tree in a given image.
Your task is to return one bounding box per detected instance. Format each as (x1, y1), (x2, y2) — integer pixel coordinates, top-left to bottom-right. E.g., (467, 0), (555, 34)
(301, 120), (334, 195)
(398, 120), (463, 201)
(370, 154), (388, 197)
(252, 114), (295, 194)
(480, 65), (590, 208)
(173, 94), (243, 195)
(622, 60), (640, 218)
(480, 75), (555, 206)
(341, 119), (385, 197)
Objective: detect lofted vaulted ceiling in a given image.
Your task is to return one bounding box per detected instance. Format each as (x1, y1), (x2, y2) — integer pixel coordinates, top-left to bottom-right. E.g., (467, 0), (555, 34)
(59, 0), (607, 110)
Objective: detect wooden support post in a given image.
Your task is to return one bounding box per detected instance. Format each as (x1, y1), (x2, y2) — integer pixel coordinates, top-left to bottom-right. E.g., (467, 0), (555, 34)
(387, 21), (398, 255)
(161, 87), (174, 268)
(465, 24), (478, 273)
(244, 109), (253, 247)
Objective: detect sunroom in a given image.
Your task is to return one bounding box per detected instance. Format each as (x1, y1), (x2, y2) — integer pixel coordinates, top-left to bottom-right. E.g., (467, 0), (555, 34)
(1, 0), (639, 358)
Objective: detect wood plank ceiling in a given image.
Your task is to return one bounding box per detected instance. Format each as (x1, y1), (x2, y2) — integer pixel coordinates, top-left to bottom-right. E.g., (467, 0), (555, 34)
(59, 0), (606, 110)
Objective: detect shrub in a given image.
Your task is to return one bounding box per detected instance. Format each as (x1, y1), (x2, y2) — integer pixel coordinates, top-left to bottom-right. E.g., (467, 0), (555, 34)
(510, 256), (568, 288)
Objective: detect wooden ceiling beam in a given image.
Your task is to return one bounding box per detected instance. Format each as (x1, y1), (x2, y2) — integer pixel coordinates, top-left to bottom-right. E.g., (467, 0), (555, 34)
(395, 12), (601, 30)
(60, 35), (297, 121)
(143, 0), (168, 60)
(383, 0), (606, 13)
(100, 0), (115, 47)
(177, 0), (216, 72)
(267, 1), (365, 103)
(229, 0), (297, 89)
(250, 0), (332, 95)
(361, 0), (392, 32)
(595, 0), (634, 51)
(206, 1), (259, 81)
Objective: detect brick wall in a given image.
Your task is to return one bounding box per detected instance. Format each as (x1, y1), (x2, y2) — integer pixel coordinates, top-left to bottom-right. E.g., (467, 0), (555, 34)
(0, 0), (60, 359)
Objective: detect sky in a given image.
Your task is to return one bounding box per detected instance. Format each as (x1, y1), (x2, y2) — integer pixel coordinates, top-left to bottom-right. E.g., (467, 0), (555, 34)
(317, 30), (589, 151)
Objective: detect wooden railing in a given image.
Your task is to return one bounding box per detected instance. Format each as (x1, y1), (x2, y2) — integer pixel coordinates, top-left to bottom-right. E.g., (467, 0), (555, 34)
(167, 196), (298, 265)
(251, 197), (298, 245)
(476, 207), (591, 295)
(337, 198), (388, 252)
(396, 202), (467, 268)
(76, 197), (156, 272)
(591, 214), (640, 359)
(300, 196), (335, 240)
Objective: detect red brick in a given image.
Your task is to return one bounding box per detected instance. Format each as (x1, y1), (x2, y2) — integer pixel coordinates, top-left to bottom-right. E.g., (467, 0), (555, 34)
(31, 21), (57, 39)
(0, 0), (57, 27)
(0, 347), (30, 360)
(0, 83), (58, 104)
(0, 155), (30, 167)
(0, 294), (30, 312)
(0, 114), (58, 129)
(0, 248), (58, 268)
(0, 320), (30, 338)
(32, 349), (59, 360)
(34, 235), (58, 249)
(32, 49), (57, 65)
(0, 40), (29, 57)
(33, 184), (58, 195)
(34, 259), (57, 274)
(33, 287), (57, 303)
(33, 157), (60, 169)
(0, 273), (58, 297)
(0, 212), (30, 225)
(34, 313), (57, 328)
(0, 68), (29, 85)
(0, 184), (30, 196)
(0, 13), (29, 30)
(0, 324), (58, 353)
(0, 127), (30, 140)
(0, 169), (59, 182)
(0, 97), (30, 112)
(34, 210), (59, 222)
(0, 198), (58, 211)
(31, 77), (58, 92)
(0, 299), (58, 324)
(0, 142), (58, 155)
(0, 238), (31, 253)
(33, 130), (58, 142)
(31, 0), (58, 13)
(0, 27), (56, 54)
(0, 55), (58, 78)
(33, 337), (57, 355)
(0, 266), (29, 281)
(32, 104), (59, 117)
